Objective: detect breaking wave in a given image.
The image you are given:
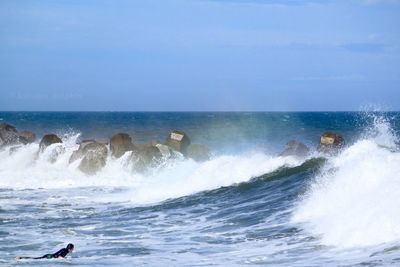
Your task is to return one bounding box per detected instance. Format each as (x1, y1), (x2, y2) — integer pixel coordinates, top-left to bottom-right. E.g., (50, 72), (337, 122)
(0, 134), (303, 204)
(292, 116), (400, 248)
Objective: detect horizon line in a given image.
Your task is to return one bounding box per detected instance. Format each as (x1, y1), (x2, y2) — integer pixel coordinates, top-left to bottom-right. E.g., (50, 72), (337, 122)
(0, 110), (398, 113)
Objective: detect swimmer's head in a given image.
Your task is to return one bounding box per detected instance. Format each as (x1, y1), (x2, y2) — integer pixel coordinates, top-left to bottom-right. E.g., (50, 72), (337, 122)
(67, 243), (74, 253)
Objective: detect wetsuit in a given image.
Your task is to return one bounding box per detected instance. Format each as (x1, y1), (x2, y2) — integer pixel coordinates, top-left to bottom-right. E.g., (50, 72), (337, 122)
(36, 248), (69, 259)
(17, 248), (70, 260)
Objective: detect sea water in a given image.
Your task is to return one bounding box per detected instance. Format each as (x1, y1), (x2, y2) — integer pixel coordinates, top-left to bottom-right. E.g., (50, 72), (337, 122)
(0, 112), (399, 266)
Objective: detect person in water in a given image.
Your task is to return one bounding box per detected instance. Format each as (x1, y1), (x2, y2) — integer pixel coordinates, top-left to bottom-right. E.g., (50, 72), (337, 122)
(16, 243), (74, 260)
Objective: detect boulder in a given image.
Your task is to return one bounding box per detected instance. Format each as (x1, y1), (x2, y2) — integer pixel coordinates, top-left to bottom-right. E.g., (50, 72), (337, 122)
(318, 132), (344, 153)
(129, 145), (162, 173)
(48, 145), (65, 163)
(69, 139), (96, 163)
(165, 130), (191, 155)
(135, 140), (158, 150)
(110, 133), (135, 158)
(0, 123), (19, 147)
(39, 134), (62, 152)
(187, 144), (211, 161)
(19, 131), (36, 144)
(279, 140), (309, 158)
(78, 142), (108, 175)
(136, 141), (173, 158)
(69, 140), (108, 174)
(155, 143), (172, 158)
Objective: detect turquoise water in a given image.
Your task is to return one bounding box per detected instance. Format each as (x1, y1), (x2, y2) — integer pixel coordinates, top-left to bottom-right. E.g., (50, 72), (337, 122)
(0, 112), (399, 266)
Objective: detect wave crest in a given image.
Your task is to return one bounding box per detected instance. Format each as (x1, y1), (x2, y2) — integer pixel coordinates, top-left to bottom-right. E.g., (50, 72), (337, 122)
(0, 134), (303, 204)
(292, 115), (400, 248)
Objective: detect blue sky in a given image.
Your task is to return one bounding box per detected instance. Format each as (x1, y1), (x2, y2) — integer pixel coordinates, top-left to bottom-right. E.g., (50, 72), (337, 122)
(0, 0), (399, 111)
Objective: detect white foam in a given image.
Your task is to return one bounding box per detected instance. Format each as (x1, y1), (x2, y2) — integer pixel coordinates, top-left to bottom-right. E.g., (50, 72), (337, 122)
(0, 134), (302, 205)
(128, 153), (301, 204)
(292, 117), (400, 248)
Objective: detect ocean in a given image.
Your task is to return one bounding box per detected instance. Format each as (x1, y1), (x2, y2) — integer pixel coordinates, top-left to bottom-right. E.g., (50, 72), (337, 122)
(0, 112), (399, 266)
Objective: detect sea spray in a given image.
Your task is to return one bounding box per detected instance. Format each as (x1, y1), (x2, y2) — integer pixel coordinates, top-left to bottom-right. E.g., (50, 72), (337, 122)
(2, 112), (400, 266)
(127, 153), (303, 204)
(0, 133), (303, 204)
(292, 116), (400, 248)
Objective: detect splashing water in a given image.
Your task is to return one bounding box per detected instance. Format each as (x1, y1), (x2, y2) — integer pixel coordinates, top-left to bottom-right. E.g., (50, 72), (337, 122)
(0, 132), (302, 204)
(292, 115), (400, 248)
(1, 111), (400, 266)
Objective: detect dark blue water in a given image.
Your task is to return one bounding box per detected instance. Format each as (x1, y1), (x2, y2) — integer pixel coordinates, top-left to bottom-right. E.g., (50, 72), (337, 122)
(0, 112), (399, 266)
(2, 111), (398, 152)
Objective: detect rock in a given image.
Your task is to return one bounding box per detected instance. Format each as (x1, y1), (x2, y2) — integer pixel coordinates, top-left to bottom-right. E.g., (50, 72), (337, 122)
(155, 143), (172, 158)
(0, 123), (17, 132)
(187, 144), (211, 161)
(78, 142), (108, 175)
(318, 132), (344, 153)
(129, 145), (162, 173)
(279, 140), (309, 158)
(0, 123), (19, 147)
(134, 141), (173, 158)
(95, 138), (109, 145)
(19, 131), (36, 144)
(39, 134), (62, 152)
(48, 145), (65, 163)
(110, 133), (135, 158)
(69, 139), (96, 163)
(165, 130), (191, 155)
(0, 124), (36, 147)
(135, 140), (158, 150)
(69, 140), (108, 174)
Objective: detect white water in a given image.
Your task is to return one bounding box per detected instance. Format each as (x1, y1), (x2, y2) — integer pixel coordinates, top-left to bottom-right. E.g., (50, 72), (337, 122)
(2, 116), (400, 266)
(292, 118), (400, 248)
(0, 134), (302, 205)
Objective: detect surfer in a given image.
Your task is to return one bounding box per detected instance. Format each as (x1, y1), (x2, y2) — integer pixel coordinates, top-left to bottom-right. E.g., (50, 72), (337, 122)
(16, 243), (74, 260)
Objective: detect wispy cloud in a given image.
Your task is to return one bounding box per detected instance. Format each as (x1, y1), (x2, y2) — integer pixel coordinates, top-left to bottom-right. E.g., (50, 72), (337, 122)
(340, 43), (386, 53)
(202, 0), (400, 6)
(292, 74), (367, 81)
(358, 0), (400, 5)
(200, 0), (332, 6)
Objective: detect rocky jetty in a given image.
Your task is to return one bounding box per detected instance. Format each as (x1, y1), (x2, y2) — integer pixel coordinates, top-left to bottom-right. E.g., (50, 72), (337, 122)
(165, 130), (191, 155)
(0, 123), (37, 149)
(155, 143), (172, 158)
(110, 133), (135, 158)
(37, 134), (63, 162)
(318, 132), (344, 154)
(280, 140), (309, 158)
(70, 140), (108, 175)
(39, 134), (62, 152)
(2, 120), (352, 176)
(129, 145), (162, 173)
(19, 131), (36, 144)
(0, 123), (20, 147)
(187, 144), (211, 161)
(70, 139), (97, 163)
